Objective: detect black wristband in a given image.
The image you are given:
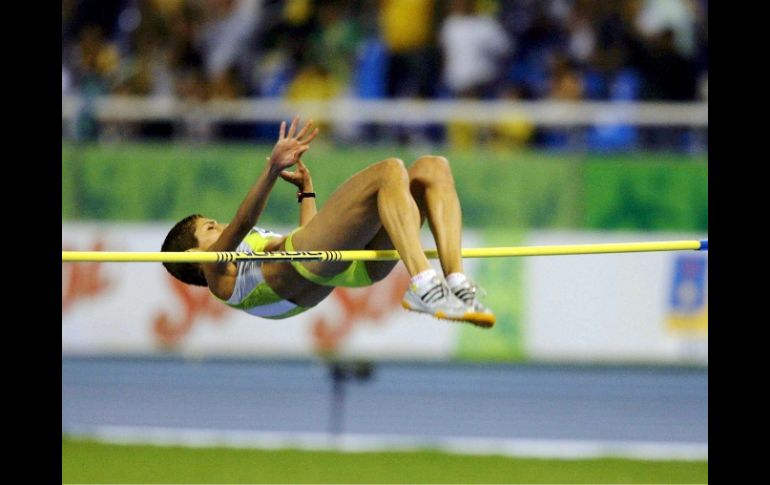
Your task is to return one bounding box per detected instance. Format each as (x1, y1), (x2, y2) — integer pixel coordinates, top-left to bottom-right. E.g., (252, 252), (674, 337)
(297, 191), (316, 202)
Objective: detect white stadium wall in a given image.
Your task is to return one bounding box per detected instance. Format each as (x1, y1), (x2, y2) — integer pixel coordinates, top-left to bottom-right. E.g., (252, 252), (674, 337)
(523, 231), (707, 364)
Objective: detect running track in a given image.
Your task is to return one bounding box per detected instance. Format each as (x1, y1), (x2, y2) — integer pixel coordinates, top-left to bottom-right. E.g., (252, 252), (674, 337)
(62, 358), (707, 458)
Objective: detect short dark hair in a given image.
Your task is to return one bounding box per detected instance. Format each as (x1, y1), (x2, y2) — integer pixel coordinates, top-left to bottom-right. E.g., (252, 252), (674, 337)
(161, 214), (207, 286)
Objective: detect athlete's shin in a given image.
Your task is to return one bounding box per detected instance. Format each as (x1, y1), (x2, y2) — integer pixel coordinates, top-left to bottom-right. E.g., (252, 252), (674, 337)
(375, 159), (432, 276)
(409, 156), (464, 275)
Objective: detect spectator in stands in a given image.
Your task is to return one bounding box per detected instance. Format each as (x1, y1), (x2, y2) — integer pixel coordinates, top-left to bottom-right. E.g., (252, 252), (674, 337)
(503, 1), (570, 101)
(378, 0), (438, 98)
(71, 25), (120, 141)
(549, 54), (584, 101)
(641, 27), (696, 101)
(285, 62), (342, 101)
(541, 54), (584, 150)
(199, 0), (262, 97)
(439, 0), (512, 149)
(312, 0), (362, 89)
(438, 0), (512, 99)
(635, 0), (696, 59)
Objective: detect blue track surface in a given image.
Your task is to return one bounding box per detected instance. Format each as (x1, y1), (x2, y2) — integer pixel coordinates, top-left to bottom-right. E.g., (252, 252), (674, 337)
(62, 358), (707, 444)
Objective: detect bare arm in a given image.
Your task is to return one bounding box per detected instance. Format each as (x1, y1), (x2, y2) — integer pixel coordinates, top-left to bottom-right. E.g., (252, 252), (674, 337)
(279, 159), (317, 226)
(209, 117), (318, 252)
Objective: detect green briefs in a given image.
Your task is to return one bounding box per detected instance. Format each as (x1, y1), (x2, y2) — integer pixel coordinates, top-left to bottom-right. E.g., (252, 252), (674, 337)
(285, 228), (373, 288)
(212, 227), (312, 319)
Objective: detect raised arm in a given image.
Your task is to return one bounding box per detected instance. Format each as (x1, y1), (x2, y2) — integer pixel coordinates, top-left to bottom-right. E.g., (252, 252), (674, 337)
(208, 117), (318, 252)
(279, 159), (317, 226)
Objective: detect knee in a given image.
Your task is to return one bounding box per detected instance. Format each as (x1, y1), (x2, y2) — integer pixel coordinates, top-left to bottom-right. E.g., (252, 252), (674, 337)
(376, 158), (409, 185)
(409, 155), (453, 185)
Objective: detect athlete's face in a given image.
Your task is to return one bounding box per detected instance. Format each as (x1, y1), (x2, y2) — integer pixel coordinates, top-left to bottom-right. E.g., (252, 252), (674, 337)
(193, 217), (228, 250)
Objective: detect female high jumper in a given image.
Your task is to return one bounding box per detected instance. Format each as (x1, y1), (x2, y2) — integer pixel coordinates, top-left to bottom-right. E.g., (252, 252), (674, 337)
(161, 117), (495, 328)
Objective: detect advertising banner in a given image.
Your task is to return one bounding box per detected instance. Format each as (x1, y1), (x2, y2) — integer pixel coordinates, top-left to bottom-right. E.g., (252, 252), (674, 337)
(523, 231), (707, 364)
(63, 224), (706, 364)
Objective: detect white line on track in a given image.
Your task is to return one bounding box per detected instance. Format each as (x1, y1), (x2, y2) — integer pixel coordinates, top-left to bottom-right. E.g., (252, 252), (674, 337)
(63, 425), (708, 461)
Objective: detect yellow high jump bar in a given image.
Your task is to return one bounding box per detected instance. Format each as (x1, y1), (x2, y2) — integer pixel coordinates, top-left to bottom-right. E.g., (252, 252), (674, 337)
(62, 239), (707, 263)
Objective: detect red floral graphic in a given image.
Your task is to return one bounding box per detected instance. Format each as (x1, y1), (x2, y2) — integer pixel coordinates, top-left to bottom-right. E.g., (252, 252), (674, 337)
(153, 265), (410, 352)
(62, 241), (112, 313)
(312, 267), (410, 353)
(152, 275), (228, 347)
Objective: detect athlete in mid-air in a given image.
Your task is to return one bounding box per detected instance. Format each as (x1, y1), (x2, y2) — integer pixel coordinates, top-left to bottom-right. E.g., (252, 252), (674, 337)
(161, 117), (495, 327)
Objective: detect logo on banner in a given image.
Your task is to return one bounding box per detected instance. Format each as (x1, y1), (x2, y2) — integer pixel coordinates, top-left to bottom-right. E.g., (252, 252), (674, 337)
(666, 254), (708, 334)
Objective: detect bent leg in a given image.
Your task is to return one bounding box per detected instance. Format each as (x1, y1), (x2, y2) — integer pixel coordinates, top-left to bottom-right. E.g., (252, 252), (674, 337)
(357, 156), (495, 327)
(289, 158), (432, 278)
(365, 155), (464, 282)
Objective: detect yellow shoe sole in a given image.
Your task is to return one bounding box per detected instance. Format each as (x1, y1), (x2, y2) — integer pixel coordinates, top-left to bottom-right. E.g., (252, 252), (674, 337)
(402, 301), (496, 329)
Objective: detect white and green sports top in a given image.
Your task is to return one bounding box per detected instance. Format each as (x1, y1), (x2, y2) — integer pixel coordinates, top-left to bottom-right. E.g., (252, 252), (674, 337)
(213, 227), (310, 319)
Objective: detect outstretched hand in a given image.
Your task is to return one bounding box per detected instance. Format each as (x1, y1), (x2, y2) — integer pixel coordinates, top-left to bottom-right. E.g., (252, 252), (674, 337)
(268, 117), (319, 172)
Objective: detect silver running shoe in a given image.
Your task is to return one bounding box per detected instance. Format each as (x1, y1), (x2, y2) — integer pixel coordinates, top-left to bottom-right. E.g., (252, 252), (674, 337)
(402, 275), (495, 328)
(448, 277), (496, 327)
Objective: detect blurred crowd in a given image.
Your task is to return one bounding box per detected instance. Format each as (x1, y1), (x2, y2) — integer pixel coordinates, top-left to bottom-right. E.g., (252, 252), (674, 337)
(62, 0), (707, 150)
(62, 0), (707, 103)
